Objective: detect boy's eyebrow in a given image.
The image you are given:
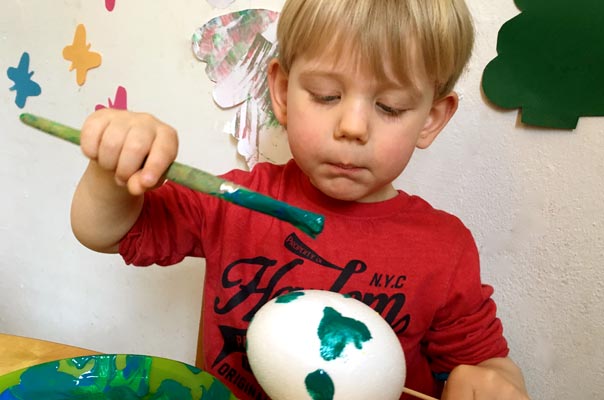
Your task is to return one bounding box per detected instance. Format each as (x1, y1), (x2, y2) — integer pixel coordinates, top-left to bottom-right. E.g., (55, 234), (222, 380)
(382, 83), (423, 103)
(299, 69), (422, 96)
(297, 69), (341, 81)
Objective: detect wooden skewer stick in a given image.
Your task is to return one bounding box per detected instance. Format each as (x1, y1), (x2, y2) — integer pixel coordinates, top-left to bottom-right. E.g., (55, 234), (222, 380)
(403, 387), (439, 400)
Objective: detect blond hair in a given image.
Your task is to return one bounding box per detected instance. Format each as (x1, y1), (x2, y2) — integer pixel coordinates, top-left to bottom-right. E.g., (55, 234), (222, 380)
(276, 0), (474, 98)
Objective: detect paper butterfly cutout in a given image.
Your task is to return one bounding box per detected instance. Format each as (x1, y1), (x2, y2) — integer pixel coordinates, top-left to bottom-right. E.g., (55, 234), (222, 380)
(193, 9), (282, 169)
(95, 86), (128, 111)
(63, 24), (102, 86)
(7, 52), (42, 109)
(105, 0), (116, 12)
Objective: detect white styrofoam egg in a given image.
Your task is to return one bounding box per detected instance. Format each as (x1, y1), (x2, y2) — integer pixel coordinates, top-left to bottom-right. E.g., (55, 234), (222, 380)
(246, 290), (406, 400)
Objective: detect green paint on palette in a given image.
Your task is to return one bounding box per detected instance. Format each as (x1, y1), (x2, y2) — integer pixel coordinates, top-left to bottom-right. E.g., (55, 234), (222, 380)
(275, 291), (305, 303)
(317, 307), (372, 361)
(153, 379), (193, 400)
(19, 113), (325, 238)
(305, 369), (335, 400)
(0, 354), (235, 400)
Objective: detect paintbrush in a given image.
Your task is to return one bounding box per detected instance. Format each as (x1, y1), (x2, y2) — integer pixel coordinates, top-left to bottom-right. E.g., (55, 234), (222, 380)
(19, 113), (325, 238)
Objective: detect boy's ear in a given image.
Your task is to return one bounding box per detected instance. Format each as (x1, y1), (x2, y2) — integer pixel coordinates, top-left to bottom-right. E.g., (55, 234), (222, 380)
(416, 92), (459, 149)
(267, 59), (289, 127)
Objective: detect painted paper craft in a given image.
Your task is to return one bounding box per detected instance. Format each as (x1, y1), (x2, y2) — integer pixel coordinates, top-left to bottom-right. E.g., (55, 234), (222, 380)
(7, 52), (42, 109)
(63, 24), (102, 86)
(95, 85), (128, 110)
(482, 0), (604, 129)
(192, 9), (282, 168)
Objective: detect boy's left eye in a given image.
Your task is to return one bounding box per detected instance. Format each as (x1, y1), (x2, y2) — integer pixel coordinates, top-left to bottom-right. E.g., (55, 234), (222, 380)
(310, 92), (340, 103)
(377, 102), (404, 117)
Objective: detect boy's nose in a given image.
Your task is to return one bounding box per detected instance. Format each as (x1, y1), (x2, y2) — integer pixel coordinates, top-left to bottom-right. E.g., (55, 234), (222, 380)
(334, 101), (369, 143)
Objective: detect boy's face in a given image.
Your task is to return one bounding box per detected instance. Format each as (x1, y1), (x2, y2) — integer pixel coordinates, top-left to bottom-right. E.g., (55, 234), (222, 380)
(268, 49), (457, 203)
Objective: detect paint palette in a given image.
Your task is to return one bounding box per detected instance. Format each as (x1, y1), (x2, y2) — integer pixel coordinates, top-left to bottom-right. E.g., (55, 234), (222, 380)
(0, 354), (237, 400)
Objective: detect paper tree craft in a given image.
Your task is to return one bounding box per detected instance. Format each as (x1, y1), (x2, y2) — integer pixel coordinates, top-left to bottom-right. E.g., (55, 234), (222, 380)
(482, 0), (604, 129)
(192, 9), (281, 168)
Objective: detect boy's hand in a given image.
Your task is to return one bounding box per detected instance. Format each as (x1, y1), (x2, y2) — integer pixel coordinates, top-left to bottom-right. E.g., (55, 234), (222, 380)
(442, 357), (530, 400)
(80, 109), (178, 196)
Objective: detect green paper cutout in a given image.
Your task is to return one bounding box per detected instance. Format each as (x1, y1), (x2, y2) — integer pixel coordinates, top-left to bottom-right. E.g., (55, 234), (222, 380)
(482, 0), (604, 129)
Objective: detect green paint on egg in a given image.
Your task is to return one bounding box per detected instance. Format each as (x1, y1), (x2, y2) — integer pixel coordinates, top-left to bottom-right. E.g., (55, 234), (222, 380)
(317, 307), (372, 361)
(305, 369), (334, 400)
(275, 291), (305, 303)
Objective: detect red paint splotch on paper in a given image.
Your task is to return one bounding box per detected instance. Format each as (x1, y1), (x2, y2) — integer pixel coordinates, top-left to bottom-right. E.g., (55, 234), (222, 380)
(105, 0), (116, 11)
(95, 86), (127, 110)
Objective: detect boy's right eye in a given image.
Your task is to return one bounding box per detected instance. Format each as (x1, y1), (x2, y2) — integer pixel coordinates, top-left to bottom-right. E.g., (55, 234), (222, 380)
(309, 92), (340, 104)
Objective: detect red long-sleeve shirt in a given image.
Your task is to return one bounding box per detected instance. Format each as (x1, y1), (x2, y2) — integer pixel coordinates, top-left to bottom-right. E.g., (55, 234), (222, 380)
(120, 159), (508, 399)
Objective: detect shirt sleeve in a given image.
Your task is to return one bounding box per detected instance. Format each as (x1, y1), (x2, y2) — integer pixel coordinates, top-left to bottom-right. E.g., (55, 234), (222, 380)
(118, 181), (207, 266)
(422, 232), (509, 374)
(117, 164), (270, 267)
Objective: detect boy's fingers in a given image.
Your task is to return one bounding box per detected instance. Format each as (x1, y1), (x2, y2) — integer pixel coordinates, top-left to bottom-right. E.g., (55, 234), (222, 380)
(441, 381), (474, 400)
(96, 124), (128, 172)
(80, 109), (178, 195)
(114, 126), (154, 185)
(139, 126), (178, 188)
(126, 170), (148, 196)
(80, 111), (110, 160)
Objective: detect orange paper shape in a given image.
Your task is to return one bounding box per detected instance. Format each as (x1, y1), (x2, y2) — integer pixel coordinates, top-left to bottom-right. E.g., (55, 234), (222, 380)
(63, 24), (102, 86)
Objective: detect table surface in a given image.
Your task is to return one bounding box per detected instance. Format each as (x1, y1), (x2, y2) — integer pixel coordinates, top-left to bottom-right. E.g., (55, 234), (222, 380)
(0, 333), (99, 376)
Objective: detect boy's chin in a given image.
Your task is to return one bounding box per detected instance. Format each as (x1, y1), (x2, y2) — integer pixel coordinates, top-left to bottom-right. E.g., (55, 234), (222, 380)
(316, 182), (389, 203)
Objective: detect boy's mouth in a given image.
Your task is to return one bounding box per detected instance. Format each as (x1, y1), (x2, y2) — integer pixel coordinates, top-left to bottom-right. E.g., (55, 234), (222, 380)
(336, 163), (356, 169)
(328, 162), (364, 173)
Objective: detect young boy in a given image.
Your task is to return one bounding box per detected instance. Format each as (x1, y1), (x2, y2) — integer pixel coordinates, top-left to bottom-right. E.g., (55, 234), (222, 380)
(71, 0), (530, 399)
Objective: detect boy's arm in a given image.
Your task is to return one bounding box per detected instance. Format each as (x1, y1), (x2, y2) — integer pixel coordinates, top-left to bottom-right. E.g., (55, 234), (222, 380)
(71, 161), (144, 253)
(70, 109), (178, 253)
(442, 357), (530, 399)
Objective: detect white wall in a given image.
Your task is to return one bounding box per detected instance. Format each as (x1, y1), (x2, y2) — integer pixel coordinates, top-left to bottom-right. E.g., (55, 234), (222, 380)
(1, 1), (602, 399)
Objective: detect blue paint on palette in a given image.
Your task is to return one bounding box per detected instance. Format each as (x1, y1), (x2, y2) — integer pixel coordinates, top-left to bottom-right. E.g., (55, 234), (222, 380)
(7, 52), (42, 109)
(0, 354), (236, 400)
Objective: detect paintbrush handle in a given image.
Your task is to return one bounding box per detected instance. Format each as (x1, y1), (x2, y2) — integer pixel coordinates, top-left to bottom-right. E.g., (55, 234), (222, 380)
(19, 113), (324, 237)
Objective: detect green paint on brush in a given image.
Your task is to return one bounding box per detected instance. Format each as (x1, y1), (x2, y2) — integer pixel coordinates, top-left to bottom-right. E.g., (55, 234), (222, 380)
(305, 369), (335, 400)
(19, 113), (325, 238)
(317, 307), (372, 361)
